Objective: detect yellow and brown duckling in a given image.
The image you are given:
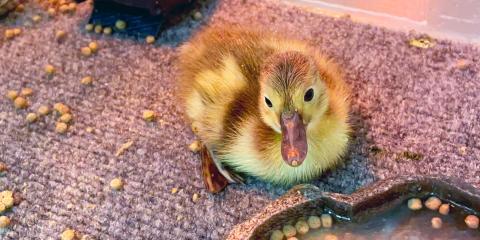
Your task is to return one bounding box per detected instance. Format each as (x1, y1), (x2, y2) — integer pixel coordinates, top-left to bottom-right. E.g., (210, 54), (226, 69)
(178, 24), (350, 192)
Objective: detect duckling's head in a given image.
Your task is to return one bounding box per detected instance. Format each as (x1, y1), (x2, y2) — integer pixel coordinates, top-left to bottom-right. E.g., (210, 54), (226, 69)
(259, 51), (329, 167)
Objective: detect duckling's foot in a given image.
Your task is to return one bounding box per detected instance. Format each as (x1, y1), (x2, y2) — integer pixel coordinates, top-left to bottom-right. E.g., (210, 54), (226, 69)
(201, 146), (229, 193)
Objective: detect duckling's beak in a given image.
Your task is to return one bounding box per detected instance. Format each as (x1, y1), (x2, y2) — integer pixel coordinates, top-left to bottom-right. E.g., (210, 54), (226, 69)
(280, 111), (308, 167)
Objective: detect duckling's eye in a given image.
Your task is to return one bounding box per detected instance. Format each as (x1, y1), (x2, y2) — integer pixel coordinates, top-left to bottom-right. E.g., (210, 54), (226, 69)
(304, 88), (314, 102)
(264, 97), (273, 108)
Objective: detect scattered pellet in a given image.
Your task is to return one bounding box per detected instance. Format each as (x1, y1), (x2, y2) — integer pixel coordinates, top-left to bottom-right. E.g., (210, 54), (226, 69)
(115, 20), (126, 30)
(15, 3), (24, 12)
(14, 97), (28, 109)
(458, 146), (467, 156)
(47, 7), (56, 17)
(0, 216), (10, 229)
(270, 229), (284, 240)
(115, 140), (134, 156)
(61, 228), (77, 240)
(67, 2), (76, 12)
(0, 162), (7, 173)
(88, 41), (98, 53)
(80, 76), (93, 85)
(324, 234), (338, 240)
(0, 190), (14, 209)
(13, 28), (21, 36)
(439, 203), (450, 215)
(54, 103), (70, 114)
(171, 187), (178, 194)
(5, 29), (15, 39)
(465, 215), (479, 229)
(103, 27), (112, 35)
(193, 11), (203, 20)
(188, 140), (201, 152)
(282, 224), (296, 238)
(146, 35), (155, 44)
(407, 198), (422, 210)
(55, 30), (67, 42)
(94, 25), (102, 33)
(85, 127), (94, 133)
(32, 15), (42, 23)
(142, 110), (155, 121)
(80, 235), (94, 240)
(321, 214), (332, 228)
(59, 4), (69, 13)
(295, 220), (309, 234)
(59, 113), (72, 123)
(55, 122), (68, 134)
(425, 196), (442, 210)
(20, 87), (33, 96)
(110, 178), (123, 190)
(81, 47), (92, 57)
(431, 217), (442, 229)
(38, 105), (50, 116)
(6, 90), (18, 100)
(26, 113), (38, 123)
(45, 64), (56, 75)
(192, 193), (200, 202)
(307, 215), (321, 229)
(85, 24), (94, 32)
(456, 59), (470, 70)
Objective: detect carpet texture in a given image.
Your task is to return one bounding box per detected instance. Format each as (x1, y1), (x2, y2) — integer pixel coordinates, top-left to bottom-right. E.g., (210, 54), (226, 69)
(1, 0), (480, 239)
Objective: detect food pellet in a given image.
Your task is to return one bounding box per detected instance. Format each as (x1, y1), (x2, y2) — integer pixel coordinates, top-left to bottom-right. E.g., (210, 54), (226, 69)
(32, 15), (42, 23)
(115, 140), (134, 156)
(103, 27), (112, 35)
(193, 11), (202, 20)
(192, 193), (200, 202)
(15, 3), (24, 12)
(439, 203), (450, 215)
(55, 30), (67, 42)
(14, 97), (28, 109)
(55, 122), (68, 133)
(146, 35), (155, 44)
(94, 25), (102, 33)
(6, 90), (18, 100)
(54, 103), (70, 114)
(431, 217), (442, 229)
(171, 187), (178, 194)
(85, 127), (94, 133)
(81, 76), (93, 85)
(0, 216), (10, 228)
(20, 87), (33, 96)
(307, 215), (321, 229)
(115, 20), (126, 30)
(59, 113), (72, 123)
(61, 228), (76, 240)
(270, 229), (284, 240)
(407, 198), (422, 210)
(1, 190), (14, 208)
(88, 42), (98, 53)
(286, 237), (298, 240)
(5, 29), (15, 39)
(80, 235), (94, 240)
(282, 224), (296, 238)
(85, 24), (94, 32)
(13, 28), (21, 36)
(38, 105), (50, 116)
(26, 113), (38, 123)
(81, 47), (92, 57)
(425, 196), (442, 210)
(45, 64), (56, 75)
(59, 4), (69, 13)
(67, 2), (76, 11)
(321, 214), (333, 228)
(143, 110), (155, 121)
(110, 178), (123, 190)
(48, 7), (56, 16)
(324, 234), (338, 240)
(188, 140), (201, 152)
(465, 215), (479, 229)
(295, 220), (309, 234)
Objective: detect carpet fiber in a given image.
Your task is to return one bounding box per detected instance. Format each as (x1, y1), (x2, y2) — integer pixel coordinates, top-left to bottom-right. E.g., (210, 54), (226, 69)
(1, 0), (479, 239)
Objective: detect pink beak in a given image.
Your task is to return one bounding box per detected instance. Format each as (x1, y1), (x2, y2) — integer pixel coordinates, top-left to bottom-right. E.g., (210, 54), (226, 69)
(280, 111), (308, 167)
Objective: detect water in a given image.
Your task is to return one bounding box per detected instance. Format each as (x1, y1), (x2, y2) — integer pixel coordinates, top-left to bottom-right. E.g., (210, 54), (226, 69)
(300, 201), (480, 240)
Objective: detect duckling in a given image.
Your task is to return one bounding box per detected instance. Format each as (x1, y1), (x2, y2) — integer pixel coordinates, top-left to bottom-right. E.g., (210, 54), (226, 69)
(178, 24), (350, 193)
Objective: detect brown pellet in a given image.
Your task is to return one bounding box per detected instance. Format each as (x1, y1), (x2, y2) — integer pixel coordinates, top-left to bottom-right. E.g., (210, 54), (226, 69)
(110, 178), (123, 190)
(38, 105), (50, 116)
(465, 215), (479, 229)
(54, 103), (70, 114)
(48, 7), (56, 17)
(5, 29), (15, 39)
(55, 30), (67, 42)
(85, 24), (94, 32)
(6, 90), (18, 100)
(94, 25), (103, 34)
(192, 193), (200, 202)
(13, 28), (21, 36)
(59, 4), (69, 13)
(61, 228), (76, 240)
(295, 220), (309, 234)
(307, 215), (321, 229)
(408, 198), (422, 210)
(20, 87), (33, 96)
(14, 97), (28, 109)
(55, 122), (68, 133)
(59, 113), (72, 123)
(0, 216), (10, 229)
(80, 76), (93, 85)
(81, 47), (92, 57)
(26, 113), (38, 123)
(439, 204), (450, 215)
(321, 214), (333, 228)
(431, 217), (442, 229)
(425, 196), (442, 210)
(103, 27), (112, 35)
(115, 20), (126, 30)
(324, 234), (338, 240)
(143, 110), (155, 121)
(282, 225), (296, 238)
(188, 140), (201, 152)
(45, 64), (56, 75)
(88, 42), (98, 53)
(32, 15), (42, 23)
(146, 35), (155, 44)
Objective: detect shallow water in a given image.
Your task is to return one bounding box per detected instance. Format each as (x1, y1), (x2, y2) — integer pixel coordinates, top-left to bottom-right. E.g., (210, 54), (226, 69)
(300, 200), (480, 240)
